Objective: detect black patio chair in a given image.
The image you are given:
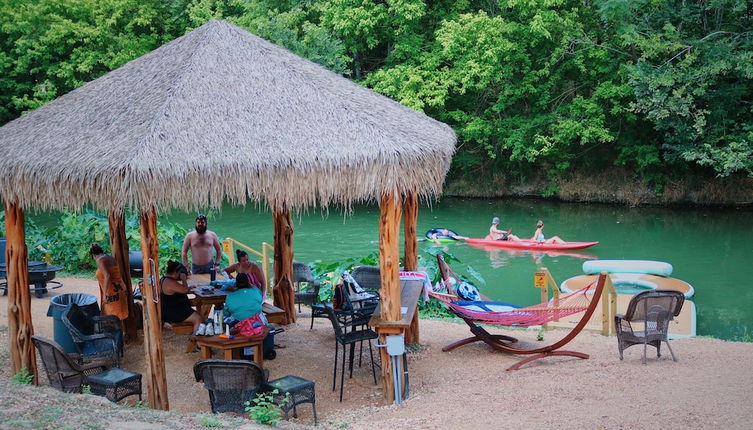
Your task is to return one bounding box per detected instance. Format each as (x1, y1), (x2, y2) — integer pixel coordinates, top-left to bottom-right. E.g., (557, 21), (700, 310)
(32, 335), (111, 393)
(293, 261), (323, 320)
(351, 265), (381, 295)
(61, 303), (121, 366)
(325, 306), (378, 402)
(194, 359), (269, 414)
(615, 289), (685, 364)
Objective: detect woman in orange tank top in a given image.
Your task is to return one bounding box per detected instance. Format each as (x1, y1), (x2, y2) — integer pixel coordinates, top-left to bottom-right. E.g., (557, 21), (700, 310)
(90, 243), (129, 320)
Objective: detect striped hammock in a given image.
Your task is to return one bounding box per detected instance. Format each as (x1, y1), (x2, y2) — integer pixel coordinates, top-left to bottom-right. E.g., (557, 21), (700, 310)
(430, 284), (595, 327)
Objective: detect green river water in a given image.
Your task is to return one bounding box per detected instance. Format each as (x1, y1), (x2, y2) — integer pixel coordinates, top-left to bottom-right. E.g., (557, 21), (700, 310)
(156, 197), (752, 342)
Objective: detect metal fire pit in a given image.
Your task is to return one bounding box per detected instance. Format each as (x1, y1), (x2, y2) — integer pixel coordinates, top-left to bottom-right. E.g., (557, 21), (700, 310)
(1, 261), (64, 298)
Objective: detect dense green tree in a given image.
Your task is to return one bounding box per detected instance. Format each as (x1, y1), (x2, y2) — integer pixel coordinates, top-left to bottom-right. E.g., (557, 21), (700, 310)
(1, 0), (751, 190)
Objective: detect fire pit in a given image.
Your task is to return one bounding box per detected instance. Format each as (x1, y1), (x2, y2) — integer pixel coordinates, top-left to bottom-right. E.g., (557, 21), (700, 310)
(0, 239), (63, 298)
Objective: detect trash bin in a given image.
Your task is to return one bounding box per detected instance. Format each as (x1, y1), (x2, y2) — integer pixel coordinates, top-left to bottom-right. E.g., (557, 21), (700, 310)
(47, 293), (100, 353)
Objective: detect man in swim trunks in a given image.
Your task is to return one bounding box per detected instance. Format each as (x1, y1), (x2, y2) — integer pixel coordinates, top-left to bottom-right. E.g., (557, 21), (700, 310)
(489, 217), (520, 241)
(182, 214), (223, 275)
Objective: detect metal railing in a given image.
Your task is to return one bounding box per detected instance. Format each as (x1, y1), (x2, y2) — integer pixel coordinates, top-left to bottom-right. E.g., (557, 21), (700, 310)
(222, 238), (274, 294)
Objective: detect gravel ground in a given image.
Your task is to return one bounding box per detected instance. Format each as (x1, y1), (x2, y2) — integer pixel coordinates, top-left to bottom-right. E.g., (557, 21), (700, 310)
(1, 277), (752, 429)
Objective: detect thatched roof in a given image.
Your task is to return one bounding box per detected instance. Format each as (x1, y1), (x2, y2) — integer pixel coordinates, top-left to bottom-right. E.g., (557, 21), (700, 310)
(0, 20), (455, 212)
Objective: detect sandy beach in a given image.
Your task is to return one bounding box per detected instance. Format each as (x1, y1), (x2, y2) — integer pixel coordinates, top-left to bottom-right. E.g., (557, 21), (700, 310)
(2, 276), (752, 429)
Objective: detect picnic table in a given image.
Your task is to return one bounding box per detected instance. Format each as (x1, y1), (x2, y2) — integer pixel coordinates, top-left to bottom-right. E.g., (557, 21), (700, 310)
(187, 274), (286, 324)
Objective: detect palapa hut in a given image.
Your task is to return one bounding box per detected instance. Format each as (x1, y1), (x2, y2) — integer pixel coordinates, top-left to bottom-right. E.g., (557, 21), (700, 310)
(0, 20), (456, 408)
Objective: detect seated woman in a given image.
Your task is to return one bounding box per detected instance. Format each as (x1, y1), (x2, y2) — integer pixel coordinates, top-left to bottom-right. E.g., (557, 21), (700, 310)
(222, 249), (266, 299)
(160, 260), (203, 332)
(531, 220), (565, 244)
(225, 273), (275, 359)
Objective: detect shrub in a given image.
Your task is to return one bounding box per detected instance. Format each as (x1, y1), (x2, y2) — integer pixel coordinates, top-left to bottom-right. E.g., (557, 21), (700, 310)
(245, 390), (289, 426)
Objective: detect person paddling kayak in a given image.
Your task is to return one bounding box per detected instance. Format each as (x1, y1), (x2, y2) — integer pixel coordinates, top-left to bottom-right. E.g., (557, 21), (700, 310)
(488, 217), (520, 241)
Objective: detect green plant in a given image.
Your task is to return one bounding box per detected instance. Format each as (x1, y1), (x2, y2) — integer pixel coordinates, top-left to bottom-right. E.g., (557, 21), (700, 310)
(244, 390), (289, 426)
(19, 209), (190, 274)
(81, 384), (92, 394)
(537, 330), (545, 342)
(310, 251), (380, 303)
(133, 400), (150, 409)
(197, 414), (223, 427)
(11, 367), (34, 385)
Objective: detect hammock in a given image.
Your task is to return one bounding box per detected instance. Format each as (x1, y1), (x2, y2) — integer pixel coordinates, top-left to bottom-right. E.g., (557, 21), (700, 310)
(431, 255), (606, 370)
(431, 283), (595, 327)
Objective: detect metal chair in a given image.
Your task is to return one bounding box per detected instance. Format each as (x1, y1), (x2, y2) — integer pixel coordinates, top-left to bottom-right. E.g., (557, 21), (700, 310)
(293, 261), (321, 313)
(61, 303), (121, 366)
(324, 306), (378, 402)
(351, 265), (381, 295)
(615, 289), (685, 364)
(32, 335), (111, 393)
(194, 359), (269, 414)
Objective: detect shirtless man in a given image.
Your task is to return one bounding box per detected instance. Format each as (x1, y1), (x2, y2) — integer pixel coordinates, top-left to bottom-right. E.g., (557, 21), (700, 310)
(182, 214), (223, 275)
(489, 217), (520, 241)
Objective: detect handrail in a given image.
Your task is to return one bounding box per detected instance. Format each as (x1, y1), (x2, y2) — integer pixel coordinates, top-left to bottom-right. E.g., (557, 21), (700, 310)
(222, 238), (274, 294)
(536, 267), (617, 335)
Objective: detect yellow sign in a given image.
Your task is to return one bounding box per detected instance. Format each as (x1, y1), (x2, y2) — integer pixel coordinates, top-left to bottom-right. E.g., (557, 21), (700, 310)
(534, 272), (547, 288)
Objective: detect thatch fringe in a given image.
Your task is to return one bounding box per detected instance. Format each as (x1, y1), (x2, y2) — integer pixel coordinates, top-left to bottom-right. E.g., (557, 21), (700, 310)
(0, 20), (455, 212)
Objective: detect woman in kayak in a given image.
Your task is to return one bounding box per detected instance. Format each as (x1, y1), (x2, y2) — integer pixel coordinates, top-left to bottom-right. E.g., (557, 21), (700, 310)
(531, 220), (565, 244)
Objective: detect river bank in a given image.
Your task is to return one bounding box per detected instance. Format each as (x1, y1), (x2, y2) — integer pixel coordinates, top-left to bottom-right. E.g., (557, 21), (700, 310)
(444, 169), (753, 206)
(2, 277), (753, 429)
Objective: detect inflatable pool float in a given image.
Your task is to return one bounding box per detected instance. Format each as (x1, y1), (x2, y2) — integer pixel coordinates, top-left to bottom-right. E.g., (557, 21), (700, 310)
(583, 260), (673, 277)
(560, 273), (694, 298)
(424, 228), (462, 243)
(466, 238), (598, 251)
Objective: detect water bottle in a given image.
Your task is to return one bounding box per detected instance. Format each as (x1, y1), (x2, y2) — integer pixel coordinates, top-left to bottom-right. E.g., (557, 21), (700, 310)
(210, 266), (216, 281)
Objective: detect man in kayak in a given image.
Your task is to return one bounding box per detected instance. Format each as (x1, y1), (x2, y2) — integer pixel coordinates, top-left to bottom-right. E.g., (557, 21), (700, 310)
(531, 220), (565, 244)
(489, 217), (520, 241)
(429, 228), (469, 245)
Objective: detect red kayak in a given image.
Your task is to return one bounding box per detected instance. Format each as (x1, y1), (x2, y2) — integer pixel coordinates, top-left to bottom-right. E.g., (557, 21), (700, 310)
(465, 238), (599, 251)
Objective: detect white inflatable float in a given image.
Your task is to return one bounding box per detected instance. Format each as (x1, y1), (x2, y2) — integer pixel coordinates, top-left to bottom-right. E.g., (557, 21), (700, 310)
(582, 260), (673, 277)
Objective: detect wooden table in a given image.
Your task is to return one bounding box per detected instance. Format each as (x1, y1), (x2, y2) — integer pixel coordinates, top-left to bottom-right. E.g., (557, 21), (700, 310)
(368, 279), (423, 335)
(187, 274), (286, 324)
(194, 329), (268, 368)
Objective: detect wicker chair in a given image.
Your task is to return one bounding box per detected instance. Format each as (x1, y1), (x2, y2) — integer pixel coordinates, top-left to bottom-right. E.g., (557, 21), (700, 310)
(351, 265), (381, 295)
(194, 359), (270, 414)
(61, 303), (121, 366)
(32, 335), (111, 393)
(325, 306), (378, 402)
(615, 289), (685, 364)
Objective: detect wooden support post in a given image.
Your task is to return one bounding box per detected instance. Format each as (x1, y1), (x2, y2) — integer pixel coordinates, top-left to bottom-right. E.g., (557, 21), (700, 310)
(108, 210), (137, 341)
(601, 273), (617, 336)
(272, 207), (295, 324)
(403, 192), (418, 271)
(4, 202), (37, 383)
(402, 192), (419, 345)
(139, 208), (169, 410)
(378, 194), (402, 404)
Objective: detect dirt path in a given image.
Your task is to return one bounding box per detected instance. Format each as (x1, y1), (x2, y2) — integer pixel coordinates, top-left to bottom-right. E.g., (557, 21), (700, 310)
(1, 276), (752, 429)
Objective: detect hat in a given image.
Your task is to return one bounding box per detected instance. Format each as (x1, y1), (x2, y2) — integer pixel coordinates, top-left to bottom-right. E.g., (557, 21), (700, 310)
(196, 214), (207, 221)
(492, 217), (500, 224)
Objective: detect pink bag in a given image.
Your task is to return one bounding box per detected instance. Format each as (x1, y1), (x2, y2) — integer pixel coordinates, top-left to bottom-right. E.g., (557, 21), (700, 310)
(231, 314), (265, 337)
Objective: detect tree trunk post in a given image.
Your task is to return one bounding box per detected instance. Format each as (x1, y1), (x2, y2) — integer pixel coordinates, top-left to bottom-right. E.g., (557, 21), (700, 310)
(377, 193), (402, 404)
(139, 207), (169, 410)
(272, 207), (295, 324)
(108, 210), (137, 341)
(402, 192), (420, 345)
(4, 202), (37, 383)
